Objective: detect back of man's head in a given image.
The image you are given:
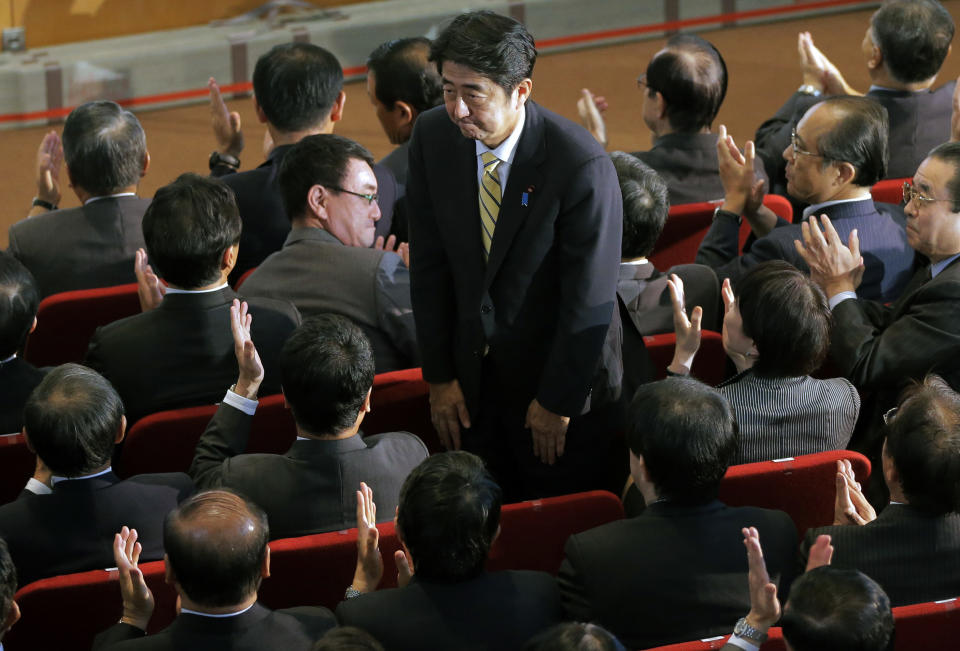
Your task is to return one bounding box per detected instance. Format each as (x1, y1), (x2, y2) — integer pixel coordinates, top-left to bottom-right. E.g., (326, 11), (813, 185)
(645, 34), (727, 133)
(278, 134), (375, 222)
(367, 37), (443, 114)
(396, 451), (501, 583)
(164, 489), (269, 608)
(23, 363), (124, 477)
(279, 315), (375, 437)
(815, 96), (889, 187)
(62, 100), (147, 197)
(0, 539), (16, 639)
(141, 173), (241, 289)
(610, 152), (669, 258)
(870, 0), (954, 84)
(781, 566), (894, 651)
(627, 376), (738, 504)
(430, 10), (537, 94)
(0, 252), (38, 359)
(253, 43), (343, 133)
(885, 374), (960, 514)
(524, 622), (626, 651)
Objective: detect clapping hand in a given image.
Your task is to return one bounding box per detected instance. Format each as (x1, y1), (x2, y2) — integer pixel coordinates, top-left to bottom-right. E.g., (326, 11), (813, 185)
(114, 526), (155, 631)
(375, 235), (411, 269)
(666, 273), (702, 375)
(798, 32), (858, 96)
(208, 77), (244, 158)
(230, 299), (263, 399)
(742, 527), (781, 632)
(794, 214), (864, 296)
(35, 130), (63, 209)
(351, 482), (383, 594)
(576, 88), (608, 147)
(833, 459), (877, 526)
(134, 249), (165, 312)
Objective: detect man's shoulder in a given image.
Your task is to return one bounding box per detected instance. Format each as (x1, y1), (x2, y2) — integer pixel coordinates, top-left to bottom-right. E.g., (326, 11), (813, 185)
(121, 471), (194, 493)
(11, 196), (150, 239)
(358, 431), (429, 455)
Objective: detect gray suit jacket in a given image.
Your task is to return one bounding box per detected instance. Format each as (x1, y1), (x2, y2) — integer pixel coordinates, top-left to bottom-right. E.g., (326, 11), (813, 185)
(189, 402), (428, 539)
(618, 260), (720, 335)
(240, 228), (419, 373)
(8, 196), (149, 297)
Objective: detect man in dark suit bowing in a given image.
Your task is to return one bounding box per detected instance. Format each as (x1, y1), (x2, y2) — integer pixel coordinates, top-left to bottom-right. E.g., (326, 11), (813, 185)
(407, 10), (623, 500)
(85, 173), (300, 424)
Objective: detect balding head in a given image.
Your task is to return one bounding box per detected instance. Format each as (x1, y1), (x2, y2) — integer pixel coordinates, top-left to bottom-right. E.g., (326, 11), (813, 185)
(164, 490), (269, 608)
(643, 34), (727, 134)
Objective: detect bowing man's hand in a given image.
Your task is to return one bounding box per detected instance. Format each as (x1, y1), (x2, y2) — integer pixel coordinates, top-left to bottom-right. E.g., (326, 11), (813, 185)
(429, 380), (470, 451)
(114, 526), (155, 632)
(526, 399), (570, 466)
(230, 299), (263, 399)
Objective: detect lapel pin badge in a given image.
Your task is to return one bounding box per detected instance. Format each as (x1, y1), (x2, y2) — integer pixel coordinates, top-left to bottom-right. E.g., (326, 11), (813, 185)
(521, 185), (534, 207)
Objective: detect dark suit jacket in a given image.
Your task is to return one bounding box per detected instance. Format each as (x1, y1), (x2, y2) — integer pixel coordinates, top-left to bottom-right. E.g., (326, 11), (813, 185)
(697, 198), (915, 302)
(93, 603), (336, 650)
(85, 287), (300, 423)
(805, 504), (960, 607)
(633, 132), (768, 206)
(755, 84), (955, 196)
(0, 357), (45, 434)
(240, 228), (418, 373)
(7, 196), (150, 298)
(618, 260), (720, 336)
(0, 470), (192, 586)
(407, 101), (623, 419)
(215, 146), (399, 283)
(335, 571), (563, 650)
(558, 500), (797, 649)
(189, 402), (428, 538)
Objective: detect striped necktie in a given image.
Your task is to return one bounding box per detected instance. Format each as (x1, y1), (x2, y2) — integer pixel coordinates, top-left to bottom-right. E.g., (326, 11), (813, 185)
(479, 151), (502, 260)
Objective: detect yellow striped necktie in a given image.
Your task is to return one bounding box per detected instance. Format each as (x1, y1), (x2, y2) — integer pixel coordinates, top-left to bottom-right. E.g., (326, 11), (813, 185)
(479, 151), (502, 260)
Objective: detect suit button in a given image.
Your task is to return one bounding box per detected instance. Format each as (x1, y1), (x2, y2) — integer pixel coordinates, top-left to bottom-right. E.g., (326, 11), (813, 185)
(480, 305), (491, 314)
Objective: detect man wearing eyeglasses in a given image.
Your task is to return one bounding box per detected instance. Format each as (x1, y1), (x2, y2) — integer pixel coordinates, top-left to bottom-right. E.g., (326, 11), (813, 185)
(576, 34), (767, 205)
(795, 142), (960, 500)
(697, 96), (914, 303)
(240, 134), (419, 374)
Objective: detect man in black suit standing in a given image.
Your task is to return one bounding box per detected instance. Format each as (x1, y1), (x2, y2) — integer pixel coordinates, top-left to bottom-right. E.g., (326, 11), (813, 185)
(207, 43), (400, 283)
(803, 375), (960, 607)
(0, 364), (193, 585)
(755, 0), (955, 195)
(0, 253), (45, 434)
(85, 174), (300, 424)
(8, 101), (151, 297)
(408, 10), (623, 500)
(558, 377), (797, 650)
(337, 452), (562, 650)
(190, 305), (427, 539)
(93, 490), (336, 650)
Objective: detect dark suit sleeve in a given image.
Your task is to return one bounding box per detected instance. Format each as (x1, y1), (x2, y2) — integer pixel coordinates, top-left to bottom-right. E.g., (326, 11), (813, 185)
(537, 154), (622, 414)
(374, 253), (420, 367)
(830, 277), (960, 391)
(556, 536), (596, 623)
(754, 92), (818, 189)
(84, 326), (107, 373)
(188, 402), (253, 489)
(92, 622), (147, 649)
(697, 216), (797, 287)
(407, 120), (459, 383)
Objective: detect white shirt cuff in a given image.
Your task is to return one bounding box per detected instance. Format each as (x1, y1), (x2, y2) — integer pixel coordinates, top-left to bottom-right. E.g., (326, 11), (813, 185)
(24, 478), (52, 495)
(726, 633), (761, 651)
(828, 291), (857, 311)
(223, 389), (258, 416)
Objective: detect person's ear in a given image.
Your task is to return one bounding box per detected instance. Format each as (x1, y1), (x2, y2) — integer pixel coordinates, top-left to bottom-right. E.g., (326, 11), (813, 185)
(362, 388), (372, 414)
(2, 599), (21, 636)
(515, 78), (533, 108)
(221, 244), (239, 274)
(262, 545), (271, 579)
(281, 388), (290, 410)
(867, 43), (883, 71)
(141, 151), (151, 178)
(164, 553), (176, 585)
(29, 317), (37, 335)
(307, 185), (327, 220)
(654, 91), (667, 120)
(329, 91), (347, 124)
(253, 95), (268, 124)
(881, 438), (900, 487)
(834, 161), (857, 187)
(115, 414), (128, 444)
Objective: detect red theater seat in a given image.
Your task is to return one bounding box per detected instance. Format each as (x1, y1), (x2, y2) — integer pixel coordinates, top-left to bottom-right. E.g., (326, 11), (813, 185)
(871, 177), (908, 206)
(640, 628), (786, 650)
(719, 450), (871, 538)
(892, 597), (960, 650)
(643, 330), (727, 386)
(0, 433), (34, 505)
(649, 194), (793, 270)
(363, 367), (439, 452)
(233, 266), (257, 290)
(23, 283), (141, 368)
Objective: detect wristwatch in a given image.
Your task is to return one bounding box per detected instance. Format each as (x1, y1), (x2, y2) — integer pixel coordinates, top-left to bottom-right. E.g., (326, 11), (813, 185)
(209, 151), (241, 171)
(733, 616), (768, 645)
(713, 206), (742, 224)
(797, 83), (822, 97)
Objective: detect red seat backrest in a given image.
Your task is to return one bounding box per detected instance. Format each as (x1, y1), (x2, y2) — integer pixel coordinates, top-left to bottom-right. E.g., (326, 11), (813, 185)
(643, 331), (727, 386)
(0, 433), (34, 506)
(118, 394), (295, 477)
(871, 177), (908, 205)
(24, 283), (141, 368)
(649, 195), (793, 270)
(260, 490), (624, 612)
(892, 597), (960, 650)
(7, 560), (177, 651)
(639, 628), (785, 650)
(718, 450), (871, 538)
(233, 266), (257, 290)
(363, 367), (440, 452)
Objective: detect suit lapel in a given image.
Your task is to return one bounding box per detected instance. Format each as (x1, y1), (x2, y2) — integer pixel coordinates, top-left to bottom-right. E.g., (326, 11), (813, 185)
(484, 102), (545, 288)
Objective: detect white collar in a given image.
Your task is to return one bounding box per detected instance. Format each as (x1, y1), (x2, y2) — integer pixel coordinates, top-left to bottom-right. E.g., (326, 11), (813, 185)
(475, 106), (526, 166)
(51, 466), (113, 485)
(83, 192), (136, 205)
(164, 282), (230, 295)
(180, 602), (255, 619)
(801, 193), (872, 220)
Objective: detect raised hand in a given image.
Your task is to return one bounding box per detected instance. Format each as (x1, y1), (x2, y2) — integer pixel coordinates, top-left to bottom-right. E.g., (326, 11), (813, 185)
(351, 482), (383, 593)
(951, 75), (960, 143)
(798, 32), (858, 96)
(208, 77), (244, 158)
(230, 299), (264, 399)
(832, 459), (876, 525)
(134, 248), (165, 312)
(576, 88), (608, 147)
(794, 214), (864, 296)
(114, 526), (155, 631)
(742, 527), (781, 631)
(806, 534), (834, 571)
(35, 130), (63, 207)
(666, 273), (702, 375)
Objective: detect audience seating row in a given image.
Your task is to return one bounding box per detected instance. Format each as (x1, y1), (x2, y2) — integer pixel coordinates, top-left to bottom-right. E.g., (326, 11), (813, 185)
(5, 490), (625, 650)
